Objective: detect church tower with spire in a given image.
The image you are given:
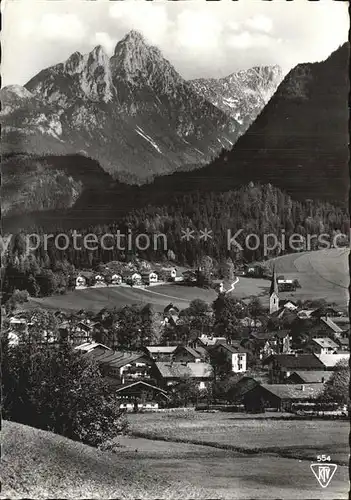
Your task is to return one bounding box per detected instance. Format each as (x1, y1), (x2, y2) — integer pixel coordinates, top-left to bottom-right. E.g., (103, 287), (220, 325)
(269, 267), (279, 314)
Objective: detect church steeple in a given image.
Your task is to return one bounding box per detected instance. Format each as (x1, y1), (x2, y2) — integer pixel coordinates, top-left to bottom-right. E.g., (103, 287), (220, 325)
(269, 266), (279, 314)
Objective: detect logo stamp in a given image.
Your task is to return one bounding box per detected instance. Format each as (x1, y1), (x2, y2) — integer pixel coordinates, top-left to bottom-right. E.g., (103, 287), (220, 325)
(310, 455), (337, 488)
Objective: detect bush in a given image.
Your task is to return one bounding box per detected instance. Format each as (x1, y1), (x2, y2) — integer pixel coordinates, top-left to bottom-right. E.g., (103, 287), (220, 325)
(2, 340), (128, 447)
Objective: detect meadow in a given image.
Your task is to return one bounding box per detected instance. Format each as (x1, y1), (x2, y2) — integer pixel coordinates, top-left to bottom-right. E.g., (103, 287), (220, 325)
(128, 411), (350, 464)
(2, 419), (348, 500)
(23, 248), (349, 313)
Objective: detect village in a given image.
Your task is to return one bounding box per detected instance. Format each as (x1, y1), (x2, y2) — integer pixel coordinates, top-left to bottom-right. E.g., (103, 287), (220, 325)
(6, 265), (350, 416)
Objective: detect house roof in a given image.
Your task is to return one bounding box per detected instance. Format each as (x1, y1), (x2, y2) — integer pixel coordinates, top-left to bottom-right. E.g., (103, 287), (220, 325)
(164, 303), (180, 313)
(175, 345), (201, 358)
(312, 337), (338, 350)
(320, 317), (343, 334)
(297, 309), (315, 318)
(100, 352), (148, 369)
(213, 342), (246, 354)
(315, 353), (349, 368)
(287, 371), (332, 384)
(262, 354), (325, 370)
(155, 362), (213, 380)
(115, 380), (168, 395)
(198, 335), (226, 346)
(260, 383), (325, 400)
(251, 330), (290, 341)
(145, 346), (177, 354)
(74, 342), (111, 353)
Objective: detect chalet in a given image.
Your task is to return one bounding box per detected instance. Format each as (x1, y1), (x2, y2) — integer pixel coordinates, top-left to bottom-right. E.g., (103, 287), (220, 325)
(142, 270), (158, 285)
(154, 362), (213, 390)
(286, 371), (332, 384)
(227, 376), (262, 403)
(75, 275), (87, 289)
(246, 330), (291, 359)
(123, 271), (142, 286)
(262, 354), (325, 383)
(84, 349), (153, 384)
(242, 383), (325, 412)
(308, 337), (338, 355)
(93, 274), (107, 288)
(160, 267), (177, 281)
(110, 273), (122, 286)
(210, 342), (247, 373)
(318, 317), (343, 338)
(279, 300), (298, 311)
(173, 345), (203, 363)
(144, 346), (177, 361)
(297, 309), (315, 319)
(114, 381), (170, 411)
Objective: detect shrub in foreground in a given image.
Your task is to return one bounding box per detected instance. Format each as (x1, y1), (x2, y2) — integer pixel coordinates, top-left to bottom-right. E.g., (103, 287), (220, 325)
(2, 338), (128, 446)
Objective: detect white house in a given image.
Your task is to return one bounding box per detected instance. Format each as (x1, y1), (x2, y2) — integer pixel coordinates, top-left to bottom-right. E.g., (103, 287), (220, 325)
(211, 342), (247, 373)
(75, 275), (87, 289)
(124, 272), (142, 286)
(141, 270), (158, 285)
(162, 267), (177, 281)
(110, 274), (122, 286)
(93, 274), (107, 288)
(309, 337), (338, 355)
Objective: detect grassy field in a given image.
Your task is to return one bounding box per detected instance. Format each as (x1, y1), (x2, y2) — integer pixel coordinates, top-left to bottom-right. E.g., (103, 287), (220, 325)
(128, 411), (349, 465)
(24, 283), (219, 313)
(22, 248), (348, 312)
(1, 420), (207, 499)
(2, 419), (348, 499)
(264, 248), (349, 309)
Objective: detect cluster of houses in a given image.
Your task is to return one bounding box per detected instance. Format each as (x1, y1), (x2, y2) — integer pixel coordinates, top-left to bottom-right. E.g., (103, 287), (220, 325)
(75, 266), (179, 289)
(6, 270), (349, 413)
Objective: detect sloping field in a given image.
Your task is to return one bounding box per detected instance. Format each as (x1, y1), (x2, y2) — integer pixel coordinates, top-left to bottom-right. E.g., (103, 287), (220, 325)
(2, 420), (348, 500)
(23, 249), (348, 313)
(0, 420), (205, 499)
(265, 248), (349, 309)
(24, 284), (218, 313)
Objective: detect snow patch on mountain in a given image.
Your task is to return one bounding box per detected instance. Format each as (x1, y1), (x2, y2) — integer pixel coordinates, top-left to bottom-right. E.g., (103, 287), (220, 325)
(135, 126), (162, 154)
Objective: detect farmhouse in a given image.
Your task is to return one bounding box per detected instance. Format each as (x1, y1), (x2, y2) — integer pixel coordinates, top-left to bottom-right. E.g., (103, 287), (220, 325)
(173, 345), (203, 363)
(83, 348), (153, 384)
(262, 354), (325, 383)
(210, 342), (247, 373)
(144, 346), (177, 361)
(308, 337), (338, 355)
(160, 267), (177, 281)
(123, 271), (142, 286)
(154, 362), (213, 389)
(242, 383), (325, 412)
(110, 273), (122, 286)
(141, 270), (158, 285)
(93, 274), (107, 288)
(114, 381), (169, 411)
(286, 371), (332, 384)
(75, 275), (87, 289)
(245, 330), (291, 359)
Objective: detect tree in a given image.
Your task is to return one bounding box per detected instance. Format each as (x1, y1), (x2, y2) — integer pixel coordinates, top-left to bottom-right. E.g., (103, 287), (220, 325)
(196, 255), (213, 288)
(169, 378), (201, 407)
(321, 359), (350, 405)
(212, 295), (240, 340)
(2, 340), (128, 446)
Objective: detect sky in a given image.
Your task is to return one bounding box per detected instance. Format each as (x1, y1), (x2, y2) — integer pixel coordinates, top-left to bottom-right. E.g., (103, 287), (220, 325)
(1, 0), (349, 86)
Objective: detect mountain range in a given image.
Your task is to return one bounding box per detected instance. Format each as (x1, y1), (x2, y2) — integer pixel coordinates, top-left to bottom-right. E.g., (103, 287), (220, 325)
(1, 30), (281, 184)
(1, 40), (349, 233)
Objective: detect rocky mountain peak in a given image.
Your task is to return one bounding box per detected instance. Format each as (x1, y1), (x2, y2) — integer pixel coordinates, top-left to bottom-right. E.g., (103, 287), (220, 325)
(110, 30), (179, 91)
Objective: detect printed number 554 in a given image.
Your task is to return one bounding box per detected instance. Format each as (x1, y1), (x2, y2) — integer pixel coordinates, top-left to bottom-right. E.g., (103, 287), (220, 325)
(317, 455), (331, 462)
